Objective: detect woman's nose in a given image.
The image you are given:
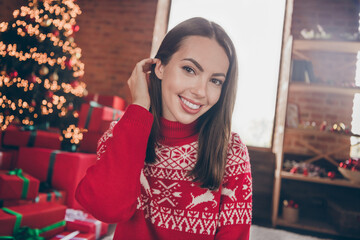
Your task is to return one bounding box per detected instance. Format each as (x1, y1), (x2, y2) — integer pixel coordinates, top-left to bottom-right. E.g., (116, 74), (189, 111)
(190, 78), (207, 97)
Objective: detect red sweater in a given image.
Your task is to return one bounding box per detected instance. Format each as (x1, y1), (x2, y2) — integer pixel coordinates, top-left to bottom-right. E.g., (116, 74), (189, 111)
(76, 104), (252, 240)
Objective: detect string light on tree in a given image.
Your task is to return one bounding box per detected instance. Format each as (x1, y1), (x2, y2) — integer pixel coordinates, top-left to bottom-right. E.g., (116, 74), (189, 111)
(0, 0), (87, 151)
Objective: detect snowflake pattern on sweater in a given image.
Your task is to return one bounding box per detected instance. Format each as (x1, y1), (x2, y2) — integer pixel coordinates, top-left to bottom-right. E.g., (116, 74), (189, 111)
(136, 132), (252, 236)
(86, 106), (252, 239)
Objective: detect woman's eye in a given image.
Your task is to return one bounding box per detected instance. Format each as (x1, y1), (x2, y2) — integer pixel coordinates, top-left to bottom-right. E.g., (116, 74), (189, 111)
(211, 78), (223, 86)
(183, 66), (195, 74)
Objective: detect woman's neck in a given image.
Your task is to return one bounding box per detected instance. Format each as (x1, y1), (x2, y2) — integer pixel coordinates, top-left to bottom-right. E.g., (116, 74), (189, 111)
(158, 117), (199, 146)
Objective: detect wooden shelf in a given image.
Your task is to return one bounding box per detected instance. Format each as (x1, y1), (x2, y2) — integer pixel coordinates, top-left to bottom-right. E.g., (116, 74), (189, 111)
(285, 127), (360, 138)
(293, 39), (360, 53)
(289, 82), (360, 95)
(281, 171), (360, 189)
(276, 217), (337, 235)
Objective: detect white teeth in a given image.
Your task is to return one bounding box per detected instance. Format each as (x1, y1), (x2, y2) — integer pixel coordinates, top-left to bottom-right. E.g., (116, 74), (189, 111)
(181, 97), (201, 110)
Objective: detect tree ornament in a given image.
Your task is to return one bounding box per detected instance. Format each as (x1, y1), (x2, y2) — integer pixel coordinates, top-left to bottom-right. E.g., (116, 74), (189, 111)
(49, 72), (59, 82)
(72, 25), (80, 33)
(27, 73), (37, 83)
(46, 91), (54, 100)
(0, 70), (7, 76)
(9, 70), (18, 78)
(31, 99), (36, 107)
(65, 59), (73, 69)
(41, 19), (51, 27)
(39, 65), (49, 76)
(52, 30), (60, 37)
(68, 36), (74, 43)
(70, 80), (79, 88)
(68, 102), (74, 111)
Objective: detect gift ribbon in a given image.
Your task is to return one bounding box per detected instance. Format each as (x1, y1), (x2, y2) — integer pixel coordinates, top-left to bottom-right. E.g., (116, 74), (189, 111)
(34, 189), (63, 203)
(84, 101), (101, 129)
(65, 209), (102, 240)
(7, 169), (29, 199)
(27, 130), (37, 147)
(45, 150), (61, 189)
(85, 101), (122, 129)
(2, 207), (22, 234)
(1, 208), (65, 239)
(46, 189), (62, 201)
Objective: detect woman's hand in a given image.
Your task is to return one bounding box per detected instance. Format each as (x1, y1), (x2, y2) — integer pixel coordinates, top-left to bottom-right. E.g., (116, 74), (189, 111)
(127, 58), (158, 110)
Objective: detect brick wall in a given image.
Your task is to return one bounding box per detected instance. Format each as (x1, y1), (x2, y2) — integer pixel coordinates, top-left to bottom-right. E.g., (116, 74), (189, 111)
(0, 0), (158, 105)
(284, 0), (359, 160)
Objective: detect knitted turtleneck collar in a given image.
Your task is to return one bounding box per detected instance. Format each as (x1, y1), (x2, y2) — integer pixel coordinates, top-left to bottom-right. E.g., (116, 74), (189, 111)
(158, 117), (199, 146)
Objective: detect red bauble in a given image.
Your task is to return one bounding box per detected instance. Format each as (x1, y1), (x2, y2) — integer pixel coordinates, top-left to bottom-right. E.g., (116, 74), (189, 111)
(72, 25), (80, 33)
(290, 167), (298, 174)
(9, 71), (18, 78)
(327, 171), (336, 179)
(27, 73), (37, 83)
(47, 91), (54, 99)
(31, 100), (36, 107)
(53, 30), (60, 37)
(303, 168), (308, 176)
(70, 80), (79, 88)
(65, 59), (73, 69)
(68, 103), (74, 111)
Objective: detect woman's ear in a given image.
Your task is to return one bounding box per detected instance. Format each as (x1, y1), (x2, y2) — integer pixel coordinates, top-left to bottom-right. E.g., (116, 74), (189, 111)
(154, 59), (164, 80)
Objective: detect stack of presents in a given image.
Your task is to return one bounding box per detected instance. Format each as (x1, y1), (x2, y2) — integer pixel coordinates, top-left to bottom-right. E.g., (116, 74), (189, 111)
(0, 94), (126, 240)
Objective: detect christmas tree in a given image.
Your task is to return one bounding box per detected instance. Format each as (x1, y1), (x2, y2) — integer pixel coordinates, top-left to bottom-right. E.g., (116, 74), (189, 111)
(0, 0), (87, 149)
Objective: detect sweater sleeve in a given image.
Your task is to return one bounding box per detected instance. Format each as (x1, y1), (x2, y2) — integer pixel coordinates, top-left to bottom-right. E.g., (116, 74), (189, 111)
(75, 104), (154, 223)
(215, 133), (252, 240)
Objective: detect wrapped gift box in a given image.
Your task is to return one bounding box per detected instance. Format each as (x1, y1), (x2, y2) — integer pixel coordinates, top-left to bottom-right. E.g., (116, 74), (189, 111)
(0, 202), (66, 239)
(16, 147), (97, 209)
(78, 132), (103, 153)
(84, 94), (126, 111)
(0, 169), (39, 200)
(2, 126), (61, 150)
(50, 231), (95, 240)
(35, 190), (67, 205)
(0, 150), (17, 170)
(1, 199), (32, 208)
(65, 209), (109, 240)
(78, 102), (124, 132)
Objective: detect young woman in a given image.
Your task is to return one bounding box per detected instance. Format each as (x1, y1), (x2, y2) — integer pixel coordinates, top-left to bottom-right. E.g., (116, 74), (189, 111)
(76, 17), (252, 240)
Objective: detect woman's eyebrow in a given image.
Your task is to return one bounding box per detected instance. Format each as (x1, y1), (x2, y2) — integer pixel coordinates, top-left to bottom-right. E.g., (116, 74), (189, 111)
(182, 58), (204, 72)
(182, 58), (226, 78)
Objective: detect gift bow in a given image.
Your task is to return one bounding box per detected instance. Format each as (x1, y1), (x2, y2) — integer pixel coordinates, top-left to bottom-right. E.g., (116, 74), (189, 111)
(65, 209), (102, 240)
(0, 207), (65, 240)
(7, 169), (29, 199)
(7, 220), (65, 240)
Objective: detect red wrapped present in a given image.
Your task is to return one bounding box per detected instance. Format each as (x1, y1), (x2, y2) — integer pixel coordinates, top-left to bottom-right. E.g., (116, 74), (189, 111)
(84, 93), (126, 111)
(16, 147), (97, 209)
(65, 209), (108, 240)
(78, 101), (124, 132)
(35, 190), (67, 205)
(50, 230), (95, 240)
(0, 150), (17, 170)
(0, 202), (66, 239)
(1, 199), (32, 208)
(0, 169), (39, 200)
(78, 132), (103, 153)
(2, 125), (61, 149)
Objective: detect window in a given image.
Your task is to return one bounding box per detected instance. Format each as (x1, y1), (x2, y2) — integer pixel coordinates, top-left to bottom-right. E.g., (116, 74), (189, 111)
(168, 0), (286, 147)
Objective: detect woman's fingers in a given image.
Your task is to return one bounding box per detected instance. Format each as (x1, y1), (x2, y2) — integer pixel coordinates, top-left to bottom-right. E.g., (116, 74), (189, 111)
(128, 58), (159, 110)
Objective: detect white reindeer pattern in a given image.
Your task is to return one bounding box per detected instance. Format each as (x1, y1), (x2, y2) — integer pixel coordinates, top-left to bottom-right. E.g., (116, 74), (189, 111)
(186, 189), (217, 209)
(221, 186), (238, 201)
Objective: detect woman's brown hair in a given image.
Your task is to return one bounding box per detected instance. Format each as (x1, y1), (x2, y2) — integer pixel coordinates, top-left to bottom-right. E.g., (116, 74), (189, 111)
(146, 17), (238, 190)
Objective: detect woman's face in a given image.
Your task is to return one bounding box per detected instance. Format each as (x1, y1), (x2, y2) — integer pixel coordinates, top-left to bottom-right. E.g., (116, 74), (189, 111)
(155, 36), (229, 124)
